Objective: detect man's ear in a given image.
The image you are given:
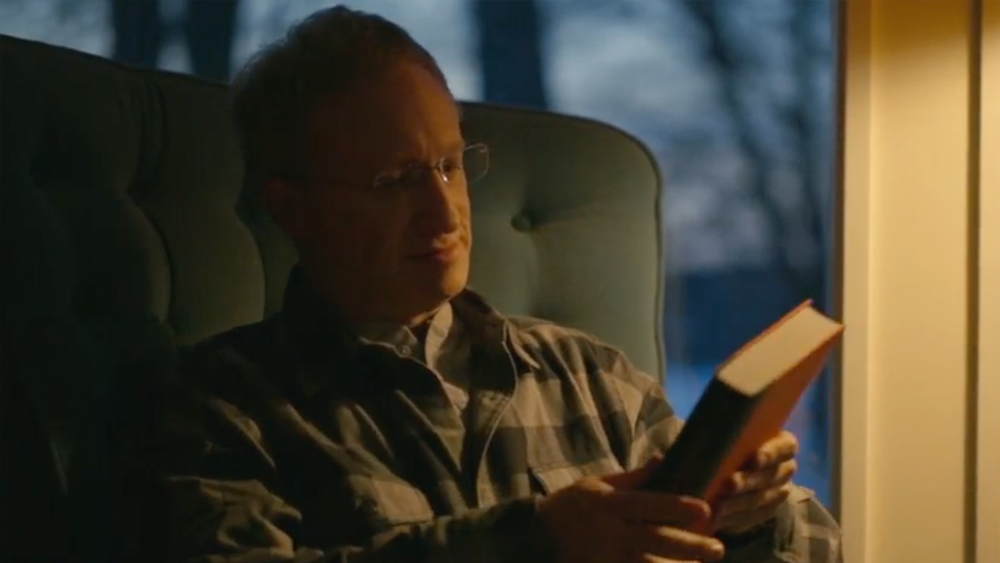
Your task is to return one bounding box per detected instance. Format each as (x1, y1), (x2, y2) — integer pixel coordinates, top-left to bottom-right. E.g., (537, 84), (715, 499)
(262, 177), (309, 242)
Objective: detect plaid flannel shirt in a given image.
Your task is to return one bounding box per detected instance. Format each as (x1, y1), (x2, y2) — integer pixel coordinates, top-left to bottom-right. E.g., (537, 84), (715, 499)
(122, 269), (842, 563)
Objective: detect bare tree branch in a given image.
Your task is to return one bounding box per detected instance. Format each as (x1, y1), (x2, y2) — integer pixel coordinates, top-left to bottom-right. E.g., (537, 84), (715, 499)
(682, 0), (821, 302)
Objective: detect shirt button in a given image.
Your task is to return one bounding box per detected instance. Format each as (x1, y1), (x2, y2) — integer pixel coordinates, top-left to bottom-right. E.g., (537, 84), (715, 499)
(400, 346), (412, 355)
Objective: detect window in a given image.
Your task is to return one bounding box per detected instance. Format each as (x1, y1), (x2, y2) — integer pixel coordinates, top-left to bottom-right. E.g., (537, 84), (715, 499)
(0, 0), (837, 504)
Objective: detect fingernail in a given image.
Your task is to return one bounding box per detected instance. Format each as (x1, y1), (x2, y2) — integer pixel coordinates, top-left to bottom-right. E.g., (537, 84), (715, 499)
(698, 502), (712, 520)
(728, 474), (742, 493)
(710, 540), (726, 559)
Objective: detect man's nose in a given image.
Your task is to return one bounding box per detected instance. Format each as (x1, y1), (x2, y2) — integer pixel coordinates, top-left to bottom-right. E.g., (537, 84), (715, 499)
(415, 171), (462, 233)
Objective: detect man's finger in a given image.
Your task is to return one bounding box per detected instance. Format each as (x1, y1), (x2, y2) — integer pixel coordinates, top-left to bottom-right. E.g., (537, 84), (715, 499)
(714, 500), (783, 535)
(606, 490), (712, 528)
(601, 454), (663, 490)
(727, 459), (797, 495)
(750, 431), (799, 469)
(714, 482), (792, 522)
(629, 523), (726, 562)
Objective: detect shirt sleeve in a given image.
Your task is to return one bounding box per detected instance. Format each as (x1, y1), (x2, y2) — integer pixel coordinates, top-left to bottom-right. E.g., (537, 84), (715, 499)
(124, 376), (557, 563)
(609, 349), (844, 563)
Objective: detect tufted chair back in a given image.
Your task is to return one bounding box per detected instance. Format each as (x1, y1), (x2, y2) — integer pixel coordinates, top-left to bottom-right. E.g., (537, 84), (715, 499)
(0, 34), (664, 562)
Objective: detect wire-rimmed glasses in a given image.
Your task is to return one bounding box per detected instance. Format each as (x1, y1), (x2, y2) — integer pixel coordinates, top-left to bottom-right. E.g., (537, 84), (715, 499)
(371, 142), (490, 191)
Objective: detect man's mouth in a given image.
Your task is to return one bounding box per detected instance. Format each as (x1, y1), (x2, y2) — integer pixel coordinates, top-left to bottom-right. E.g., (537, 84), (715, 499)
(410, 240), (463, 261)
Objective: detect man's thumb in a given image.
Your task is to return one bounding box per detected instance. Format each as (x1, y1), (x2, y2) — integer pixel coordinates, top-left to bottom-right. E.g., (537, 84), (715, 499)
(602, 454), (663, 490)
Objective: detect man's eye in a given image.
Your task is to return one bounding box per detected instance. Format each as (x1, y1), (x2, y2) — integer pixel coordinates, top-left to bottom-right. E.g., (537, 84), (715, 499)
(441, 158), (462, 173)
(387, 168), (409, 180)
(401, 166), (428, 184)
(373, 171), (404, 190)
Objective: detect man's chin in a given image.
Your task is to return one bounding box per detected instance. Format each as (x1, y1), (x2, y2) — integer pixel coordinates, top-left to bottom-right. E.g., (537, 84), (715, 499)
(400, 255), (468, 298)
(436, 268), (469, 297)
(423, 270), (468, 302)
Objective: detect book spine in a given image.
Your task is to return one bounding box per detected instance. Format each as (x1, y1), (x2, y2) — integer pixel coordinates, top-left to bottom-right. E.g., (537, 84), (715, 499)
(642, 379), (759, 498)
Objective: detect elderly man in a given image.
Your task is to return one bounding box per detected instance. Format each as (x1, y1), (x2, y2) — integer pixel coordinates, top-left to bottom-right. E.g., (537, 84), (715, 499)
(116, 6), (842, 563)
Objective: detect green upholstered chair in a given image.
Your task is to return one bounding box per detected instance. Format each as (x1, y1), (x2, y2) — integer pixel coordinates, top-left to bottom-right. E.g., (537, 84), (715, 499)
(0, 34), (664, 562)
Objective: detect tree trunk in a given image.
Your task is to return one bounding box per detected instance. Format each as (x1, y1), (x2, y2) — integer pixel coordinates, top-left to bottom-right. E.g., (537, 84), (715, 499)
(474, 0), (550, 109)
(185, 0), (240, 83)
(110, 0), (162, 68)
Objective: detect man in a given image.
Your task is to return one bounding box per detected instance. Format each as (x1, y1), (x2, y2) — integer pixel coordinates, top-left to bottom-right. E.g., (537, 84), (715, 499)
(119, 6), (842, 563)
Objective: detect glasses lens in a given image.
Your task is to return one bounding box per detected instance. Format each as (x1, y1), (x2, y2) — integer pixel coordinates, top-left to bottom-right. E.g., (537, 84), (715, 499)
(463, 144), (489, 184)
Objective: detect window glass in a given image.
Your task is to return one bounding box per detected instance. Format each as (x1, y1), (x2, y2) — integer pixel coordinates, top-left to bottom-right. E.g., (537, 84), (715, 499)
(0, 0), (837, 504)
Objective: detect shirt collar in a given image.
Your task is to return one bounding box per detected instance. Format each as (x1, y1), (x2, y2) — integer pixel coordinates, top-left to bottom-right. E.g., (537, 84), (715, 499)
(353, 301), (455, 365)
(277, 266), (536, 396)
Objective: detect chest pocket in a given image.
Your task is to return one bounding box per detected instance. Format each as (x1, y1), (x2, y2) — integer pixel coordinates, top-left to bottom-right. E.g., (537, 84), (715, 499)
(348, 475), (436, 533)
(529, 456), (625, 495)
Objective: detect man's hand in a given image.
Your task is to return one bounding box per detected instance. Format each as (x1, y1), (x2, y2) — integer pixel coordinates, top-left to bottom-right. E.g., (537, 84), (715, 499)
(712, 430), (799, 535)
(538, 457), (726, 563)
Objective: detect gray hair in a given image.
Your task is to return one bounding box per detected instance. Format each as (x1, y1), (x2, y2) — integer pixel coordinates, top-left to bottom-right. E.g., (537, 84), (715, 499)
(231, 6), (448, 185)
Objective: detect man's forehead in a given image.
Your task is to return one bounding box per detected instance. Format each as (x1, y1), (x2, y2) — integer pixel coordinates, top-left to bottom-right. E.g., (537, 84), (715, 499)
(304, 103), (460, 178)
(313, 65), (457, 120)
(308, 85), (462, 156)
(308, 106), (463, 152)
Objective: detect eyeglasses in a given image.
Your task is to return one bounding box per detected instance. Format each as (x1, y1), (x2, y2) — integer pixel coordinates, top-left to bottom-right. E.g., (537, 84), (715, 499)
(371, 143), (490, 192)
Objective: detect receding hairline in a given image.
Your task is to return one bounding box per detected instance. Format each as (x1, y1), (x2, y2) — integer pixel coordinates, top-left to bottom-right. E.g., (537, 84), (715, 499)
(229, 6), (453, 183)
(298, 61), (466, 180)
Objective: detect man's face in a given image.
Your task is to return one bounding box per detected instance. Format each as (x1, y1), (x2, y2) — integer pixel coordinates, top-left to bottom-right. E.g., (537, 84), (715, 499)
(270, 62), (472, 325)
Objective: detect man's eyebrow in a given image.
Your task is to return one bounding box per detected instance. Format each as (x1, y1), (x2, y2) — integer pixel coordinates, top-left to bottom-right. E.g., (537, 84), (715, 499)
(386, 139), (467, 167)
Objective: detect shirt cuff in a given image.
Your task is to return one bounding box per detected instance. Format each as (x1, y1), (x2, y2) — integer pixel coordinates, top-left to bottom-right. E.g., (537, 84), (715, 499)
(456, 495), (558, 563)
(718, 518), (777, 561)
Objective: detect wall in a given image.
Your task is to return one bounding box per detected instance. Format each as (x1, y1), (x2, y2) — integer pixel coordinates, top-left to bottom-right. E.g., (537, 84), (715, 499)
(975, 3), (999, 563)
(838, 1), (998, 563)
